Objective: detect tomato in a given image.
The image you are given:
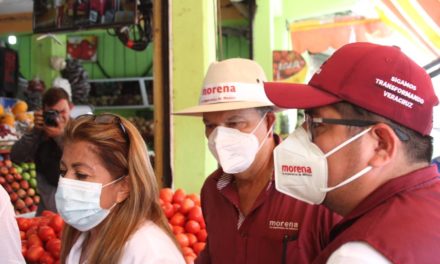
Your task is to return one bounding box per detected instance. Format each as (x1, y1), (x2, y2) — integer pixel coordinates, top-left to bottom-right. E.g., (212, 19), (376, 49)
(28, 234), (43, 247)
(160, 188), (174, 203)
(185, 220), (201, 234)
(188, 206), (203, 223)
(186, 233), (197, 246)
(199, 217), (206, 229)
(39, 251), (55, 264)
(16, 217), (31, 231)
(184, 254), (196, 264)
(170, 212), (185, 226)
(38, 226), (56, 241)
(172, 225), (184, 235)
(26, 245), (45, 262)
(173, 203), (181, 212)
(41, 210), (56, 218)
(172, 189), (186, 204)
(21, 241), (28, 259)
(162, 202), (175, 219)
(193, 242), (206, 255)
(186, 193), (201, 206)
(197, 229), (208, 242)
(182, 246), (194, 256)
(180, 198), (195, 214)
(49, 214), (64, 233)
(45, 238), (61, 259)
(175, 233), (189, 248)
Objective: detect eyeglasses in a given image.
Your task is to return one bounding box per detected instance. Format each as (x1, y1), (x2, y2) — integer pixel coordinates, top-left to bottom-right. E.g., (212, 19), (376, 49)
(75, 113), (129, 143)
(305, 115), (409, 141)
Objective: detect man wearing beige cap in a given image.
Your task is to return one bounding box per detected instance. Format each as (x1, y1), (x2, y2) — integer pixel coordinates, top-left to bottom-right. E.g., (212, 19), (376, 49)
(175, 58), (339, 264)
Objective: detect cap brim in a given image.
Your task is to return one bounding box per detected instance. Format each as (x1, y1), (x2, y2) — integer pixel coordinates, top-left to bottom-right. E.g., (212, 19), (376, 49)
(264, 82), (341, 109)
(173, 101), (277, 116)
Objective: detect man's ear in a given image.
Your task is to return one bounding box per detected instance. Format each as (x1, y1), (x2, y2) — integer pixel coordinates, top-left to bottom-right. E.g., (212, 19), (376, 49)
(266, 112), (276, 131)
(368, 124), (400, 167)
(116, 177), (130, 203)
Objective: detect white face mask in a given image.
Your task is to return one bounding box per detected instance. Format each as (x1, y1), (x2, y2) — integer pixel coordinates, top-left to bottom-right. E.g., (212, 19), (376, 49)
(55, 176), (125, 231)
(273, 126), (372, 204)
(208, 113), (272, 174)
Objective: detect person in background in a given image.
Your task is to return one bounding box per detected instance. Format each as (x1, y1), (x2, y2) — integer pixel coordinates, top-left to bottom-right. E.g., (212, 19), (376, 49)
(175, 58), (339, 264)
(0, 185), (26, 263)
(11, 87), (72, 216)
(57, 113), (184, 263)
(264, 42), (440, 263)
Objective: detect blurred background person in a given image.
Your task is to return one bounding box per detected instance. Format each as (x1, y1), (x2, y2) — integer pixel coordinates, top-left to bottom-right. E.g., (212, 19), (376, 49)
(11, 87), (73, 215)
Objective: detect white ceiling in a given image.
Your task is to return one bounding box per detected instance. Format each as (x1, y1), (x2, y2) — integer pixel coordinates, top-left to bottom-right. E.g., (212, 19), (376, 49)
(0, 0), (32, 15)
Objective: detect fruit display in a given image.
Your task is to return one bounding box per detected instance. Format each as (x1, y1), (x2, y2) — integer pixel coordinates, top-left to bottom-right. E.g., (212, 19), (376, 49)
(16, 210), (64, 264)
(127, 116), (154, 144)
(160, 188), (207, 264)
(0, 159), (39, 215)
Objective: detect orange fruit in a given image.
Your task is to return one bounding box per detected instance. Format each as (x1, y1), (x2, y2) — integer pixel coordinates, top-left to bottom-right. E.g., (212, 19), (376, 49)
(0, 105), (4, 116)
(1, 113), (15, 127)
(15, 112), (29, 122)
(12, 101), (28, 116)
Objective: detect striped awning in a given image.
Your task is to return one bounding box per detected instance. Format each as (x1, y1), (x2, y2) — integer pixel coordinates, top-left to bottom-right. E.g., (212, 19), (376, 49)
(376, 0), (440, 58)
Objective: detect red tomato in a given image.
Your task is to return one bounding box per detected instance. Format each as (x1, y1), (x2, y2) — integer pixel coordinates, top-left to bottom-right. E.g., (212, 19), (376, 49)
(160, 188), (174, 203)
(16, 217), (31, 231)
(19, 230), (26, 240)
(186, 233), (197, 246)
(193, 242), (206, 255)
(172, 189), (186, 204)
(184, 253), (196, 264)
(21, 242), (27, 259)
(49, 214), (64, 233)
(180, 198), (195, 214)
(199, 217), (206, 229)
(41, 210), (56, 217)
(26, 245), (45, 262)
(197, 229), (207, 243)
(45, 238), (61, 259)
(28, 234), (43, 247)
(172, 225), (185, 235)
(173, 203), (181, 212)
(175, 233), (189, 248)
(162, 202), (175, 219)
(38, 226), (56, 241)
(186, 193), (201, 206)
(185, 220), (201, 234)
(188, 206), (203, 223)
(39, 251), (55, 264)
(26, 225), (39, 239)
(170, 212), (185, 226)
(181, 246), (194, 256)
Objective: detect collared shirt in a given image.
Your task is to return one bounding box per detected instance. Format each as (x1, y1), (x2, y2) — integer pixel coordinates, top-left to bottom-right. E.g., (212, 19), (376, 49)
(196, 169), (340, 264)
(67, 221), (185, 264)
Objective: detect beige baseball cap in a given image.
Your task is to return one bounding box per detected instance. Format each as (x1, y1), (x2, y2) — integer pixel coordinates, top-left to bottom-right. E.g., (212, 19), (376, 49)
(174, 58), (275, 116)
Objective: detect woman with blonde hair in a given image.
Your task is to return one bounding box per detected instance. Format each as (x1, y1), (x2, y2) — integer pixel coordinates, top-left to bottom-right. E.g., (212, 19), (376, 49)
(56, 113), (184, 264)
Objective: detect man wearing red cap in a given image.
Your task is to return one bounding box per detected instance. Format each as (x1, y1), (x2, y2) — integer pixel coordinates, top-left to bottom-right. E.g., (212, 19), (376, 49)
(175, 58), (339, 263)
(264, 42), (440, 263)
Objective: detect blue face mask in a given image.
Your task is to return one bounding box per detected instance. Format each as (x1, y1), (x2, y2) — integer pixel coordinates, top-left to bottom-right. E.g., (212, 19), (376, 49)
(55, 176), (125, 232)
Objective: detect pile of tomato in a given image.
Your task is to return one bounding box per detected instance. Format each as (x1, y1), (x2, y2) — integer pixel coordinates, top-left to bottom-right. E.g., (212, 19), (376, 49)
(160, 188), (207, 264)
(16, 211), (63, 264)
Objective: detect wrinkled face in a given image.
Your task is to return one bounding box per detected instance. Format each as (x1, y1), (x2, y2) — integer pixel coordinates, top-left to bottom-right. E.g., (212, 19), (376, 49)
(306, 106), (367, 208)
(203, 108), (267, 139)
(60, 141), (122, 209)
(44, 99), (71, 128)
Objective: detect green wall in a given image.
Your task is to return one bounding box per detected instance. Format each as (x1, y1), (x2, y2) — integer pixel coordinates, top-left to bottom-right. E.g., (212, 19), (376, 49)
(1, 29), (152, 86)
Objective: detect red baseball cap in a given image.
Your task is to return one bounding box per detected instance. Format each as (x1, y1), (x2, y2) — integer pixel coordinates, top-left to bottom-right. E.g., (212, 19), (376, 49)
(264, 42), (439, 135)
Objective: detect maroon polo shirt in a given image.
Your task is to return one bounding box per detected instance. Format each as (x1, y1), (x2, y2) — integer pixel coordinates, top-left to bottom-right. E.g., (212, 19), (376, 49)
(195, 168), (340, 264)
(313, 165), (440, 263)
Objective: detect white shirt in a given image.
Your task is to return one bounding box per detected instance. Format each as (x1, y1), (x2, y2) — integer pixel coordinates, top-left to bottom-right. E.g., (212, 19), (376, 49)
(67, 220), (185, 264)
(327, 242), (392, 264)
(0, 186), (26, 264)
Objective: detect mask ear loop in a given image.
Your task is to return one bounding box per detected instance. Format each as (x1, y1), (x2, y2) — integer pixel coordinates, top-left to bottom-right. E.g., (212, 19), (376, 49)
(320, 127), (373, 192)
(102, 175), (127, 188)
